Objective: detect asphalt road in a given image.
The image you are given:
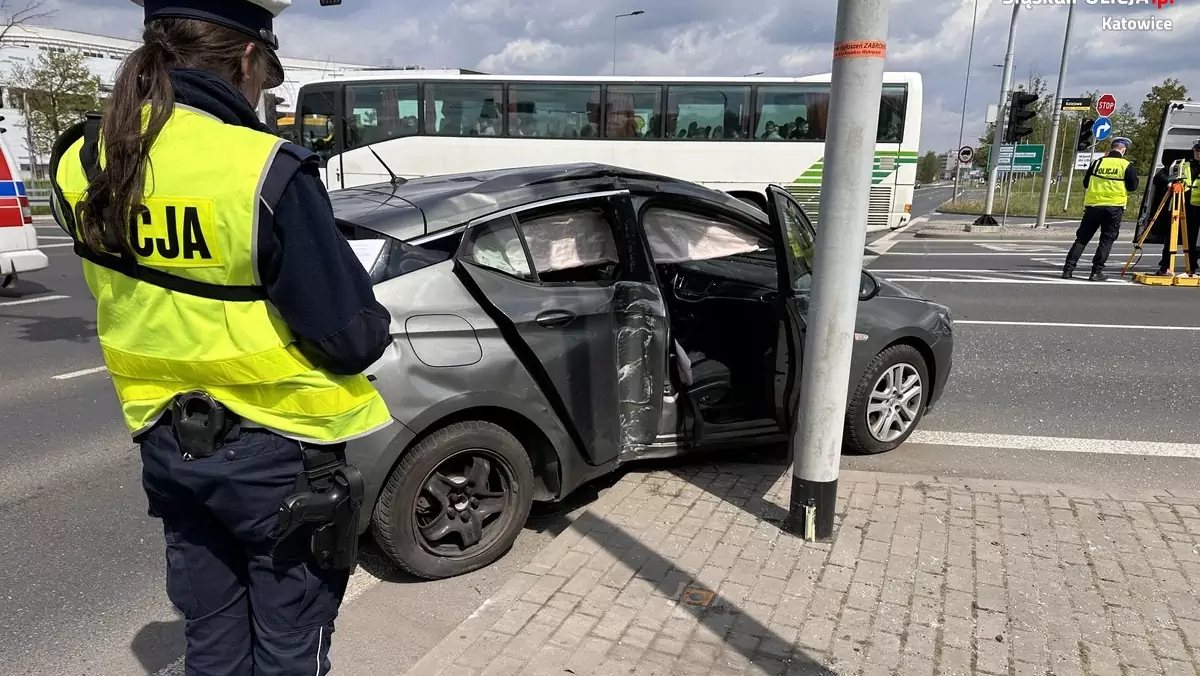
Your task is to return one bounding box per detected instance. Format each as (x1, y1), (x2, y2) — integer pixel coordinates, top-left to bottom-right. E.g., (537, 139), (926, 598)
(6, 188), (1200, 674)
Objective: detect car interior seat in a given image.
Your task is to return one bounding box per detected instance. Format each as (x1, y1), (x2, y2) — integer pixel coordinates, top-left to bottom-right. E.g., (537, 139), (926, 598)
(673, 340), (732, 408)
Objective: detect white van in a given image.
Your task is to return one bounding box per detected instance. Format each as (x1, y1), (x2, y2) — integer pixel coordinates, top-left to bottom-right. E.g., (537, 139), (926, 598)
(0, 131), (46, 288)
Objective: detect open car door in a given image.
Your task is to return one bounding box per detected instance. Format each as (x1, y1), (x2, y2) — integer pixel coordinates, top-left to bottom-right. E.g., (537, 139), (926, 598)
(764, 185), (815, 434)
(455, 191), (667, 468)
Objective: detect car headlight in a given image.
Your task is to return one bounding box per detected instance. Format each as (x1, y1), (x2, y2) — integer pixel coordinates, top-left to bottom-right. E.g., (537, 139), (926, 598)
(931, 303), (953, 330)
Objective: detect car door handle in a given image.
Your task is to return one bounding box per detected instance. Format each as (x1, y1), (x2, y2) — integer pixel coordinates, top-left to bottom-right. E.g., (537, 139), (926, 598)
(535, 310), (576, 328)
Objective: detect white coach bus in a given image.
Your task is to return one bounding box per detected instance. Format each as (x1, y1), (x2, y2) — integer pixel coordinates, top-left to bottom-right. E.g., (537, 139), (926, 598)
(289, 71), (922, 232)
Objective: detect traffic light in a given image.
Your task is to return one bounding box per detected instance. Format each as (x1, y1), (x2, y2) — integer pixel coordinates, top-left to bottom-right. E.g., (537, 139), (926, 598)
(1076, 119), (1094, 151)
(1004, 92), (1039, 144)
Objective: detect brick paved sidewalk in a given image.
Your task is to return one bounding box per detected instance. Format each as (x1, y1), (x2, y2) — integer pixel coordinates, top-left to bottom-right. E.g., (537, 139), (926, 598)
(402, 465), (1200, 676)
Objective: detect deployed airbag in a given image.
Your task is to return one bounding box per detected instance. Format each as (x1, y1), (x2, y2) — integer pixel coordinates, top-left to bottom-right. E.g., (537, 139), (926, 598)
(643, 208), (766, 264)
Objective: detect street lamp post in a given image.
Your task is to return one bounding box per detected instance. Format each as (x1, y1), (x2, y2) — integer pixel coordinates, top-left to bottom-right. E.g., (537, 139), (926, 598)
(1035, 0), (1076, 228)
(952, 0), (980, 205)
(613, 10), (645, 76)
(977, 2), (1020, 225)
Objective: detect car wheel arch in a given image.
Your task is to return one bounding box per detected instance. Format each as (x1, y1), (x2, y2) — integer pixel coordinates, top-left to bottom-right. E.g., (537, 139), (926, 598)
(388, 405), (563, 504)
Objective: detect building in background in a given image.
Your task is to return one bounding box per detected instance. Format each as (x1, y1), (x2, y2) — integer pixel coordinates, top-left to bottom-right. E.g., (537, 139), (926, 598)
(0, 24), (378, 178)
(940, 150), (955, 180)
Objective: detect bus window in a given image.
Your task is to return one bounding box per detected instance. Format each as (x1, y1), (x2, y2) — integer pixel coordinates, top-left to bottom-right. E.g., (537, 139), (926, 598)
(665, 85), (751, 140)
(296, 88), (337, 163)
(877, 85), (906, 143)
(424, 82), (503, 137)
(506, 84), (601, 139)
(754, 85), (828, 141)
(344, 83), (420, 150)
(606, 85), (663, 139)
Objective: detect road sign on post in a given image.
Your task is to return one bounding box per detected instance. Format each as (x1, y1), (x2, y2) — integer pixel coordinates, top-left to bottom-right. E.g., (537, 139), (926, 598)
(1093, 116), (1113, 142)
(958, 146), (974, 164)
(1096, 93), (1116, 118)
(996, 143), (1044, 172)
(1061, 97), (1093, 112)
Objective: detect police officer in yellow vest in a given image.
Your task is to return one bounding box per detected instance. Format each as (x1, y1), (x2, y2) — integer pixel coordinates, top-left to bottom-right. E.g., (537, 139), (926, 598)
(46, 2), (392, 673)
(1154, 139), (1200, 275)
(1062, 136), (1139, 281)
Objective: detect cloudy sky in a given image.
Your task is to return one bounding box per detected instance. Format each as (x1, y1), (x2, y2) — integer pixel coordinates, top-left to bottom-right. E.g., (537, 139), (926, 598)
(39, 0), (1199, 154)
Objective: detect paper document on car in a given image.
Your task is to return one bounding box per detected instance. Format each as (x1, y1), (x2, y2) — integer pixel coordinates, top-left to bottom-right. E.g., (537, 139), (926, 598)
(348, 239), (385, 271)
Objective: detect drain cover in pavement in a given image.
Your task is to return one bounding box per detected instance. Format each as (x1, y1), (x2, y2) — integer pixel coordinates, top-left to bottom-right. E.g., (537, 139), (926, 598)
(680, 587), (715, 607)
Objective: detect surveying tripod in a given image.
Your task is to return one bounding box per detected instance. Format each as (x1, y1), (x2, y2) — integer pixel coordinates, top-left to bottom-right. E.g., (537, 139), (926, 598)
(1122, 160), (1198, 286)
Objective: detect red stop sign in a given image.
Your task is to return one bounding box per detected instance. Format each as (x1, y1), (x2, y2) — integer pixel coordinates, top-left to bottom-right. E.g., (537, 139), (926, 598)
(1097, 93), (1116, 117)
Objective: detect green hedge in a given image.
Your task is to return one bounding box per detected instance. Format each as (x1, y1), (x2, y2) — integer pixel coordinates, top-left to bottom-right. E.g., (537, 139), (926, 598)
(938, 176), (1139, 219)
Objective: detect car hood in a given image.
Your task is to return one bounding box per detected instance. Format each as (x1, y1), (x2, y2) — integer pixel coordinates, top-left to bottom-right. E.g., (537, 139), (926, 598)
(875, 277), (926, 300)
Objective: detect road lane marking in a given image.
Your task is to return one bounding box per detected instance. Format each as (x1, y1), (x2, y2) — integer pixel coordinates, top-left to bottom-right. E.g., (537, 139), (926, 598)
(38, 242), (74, 248)
(37, 235), (72, 240)
(908, 431), (1200, 459)
(877, 251), (1133, 256)
(868, 215), (928, 257)
(880, 277), (1127, 285)
(0, 294), (68, 307)
(51, 366), (108, 380)
(954, 320), (1200, 331)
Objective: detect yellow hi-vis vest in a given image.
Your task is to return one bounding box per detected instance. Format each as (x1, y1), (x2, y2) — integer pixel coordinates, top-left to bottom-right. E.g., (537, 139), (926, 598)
(52, 105), (391, 444)
(1180, 161), (1200, 207)
(1083, 156), (1132, 207)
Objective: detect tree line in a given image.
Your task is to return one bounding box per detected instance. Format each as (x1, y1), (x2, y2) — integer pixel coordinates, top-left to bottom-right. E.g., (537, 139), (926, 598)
(969, 74), (1190, 179)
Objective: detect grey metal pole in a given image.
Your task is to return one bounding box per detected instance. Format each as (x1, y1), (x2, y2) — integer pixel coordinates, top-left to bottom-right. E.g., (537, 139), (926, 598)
(979, 2), (1020, 224)
(21, 92), (37, 182)
(952, 0), (980, 206)
(1064, 116), (1080, 210)
(1035, 0), (1075, 228)
(612, 16), (618, 76)
(787, 0), (889, 541)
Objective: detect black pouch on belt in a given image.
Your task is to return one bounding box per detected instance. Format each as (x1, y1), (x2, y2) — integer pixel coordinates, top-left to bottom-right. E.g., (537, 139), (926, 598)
(170, 391), (233, 460)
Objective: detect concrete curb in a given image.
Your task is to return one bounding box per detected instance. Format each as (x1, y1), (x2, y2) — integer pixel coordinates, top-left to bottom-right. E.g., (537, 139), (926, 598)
(913, 227), (1078, 241)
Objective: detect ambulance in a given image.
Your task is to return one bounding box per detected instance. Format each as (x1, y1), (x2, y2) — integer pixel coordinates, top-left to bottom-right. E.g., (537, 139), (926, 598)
(0, 130), (45, 288)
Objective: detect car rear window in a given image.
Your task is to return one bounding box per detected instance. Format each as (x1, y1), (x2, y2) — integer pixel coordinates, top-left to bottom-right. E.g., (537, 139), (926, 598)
(336, 219), (462, 283)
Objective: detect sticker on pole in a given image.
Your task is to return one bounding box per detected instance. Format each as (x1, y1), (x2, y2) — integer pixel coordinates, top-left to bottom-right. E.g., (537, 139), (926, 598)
(833, 40), (886, 59)
(957, 146), (974, 164)
(1096, 93), (1116, 118)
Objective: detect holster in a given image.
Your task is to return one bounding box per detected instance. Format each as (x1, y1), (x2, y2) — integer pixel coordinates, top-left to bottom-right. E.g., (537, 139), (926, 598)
(272, 444), (365, 572)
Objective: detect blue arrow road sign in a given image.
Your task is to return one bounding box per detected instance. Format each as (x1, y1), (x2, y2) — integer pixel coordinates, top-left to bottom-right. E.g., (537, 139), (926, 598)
(1093, 117), (1112, 142)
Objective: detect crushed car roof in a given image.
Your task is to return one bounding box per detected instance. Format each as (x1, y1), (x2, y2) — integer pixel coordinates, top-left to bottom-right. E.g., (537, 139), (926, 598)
(328, 162), (767, 242)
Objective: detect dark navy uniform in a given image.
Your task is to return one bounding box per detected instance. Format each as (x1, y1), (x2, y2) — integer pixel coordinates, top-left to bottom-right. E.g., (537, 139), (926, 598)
(1063, 138), (1139, 281)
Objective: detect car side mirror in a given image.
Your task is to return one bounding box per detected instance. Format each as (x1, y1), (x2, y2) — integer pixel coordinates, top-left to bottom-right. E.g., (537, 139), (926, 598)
(860, 270), (880, 301)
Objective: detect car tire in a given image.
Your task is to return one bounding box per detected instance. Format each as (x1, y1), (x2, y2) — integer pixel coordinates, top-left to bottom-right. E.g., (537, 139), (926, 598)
(372, 420), (535, 580)
(843, 344), (929, 455)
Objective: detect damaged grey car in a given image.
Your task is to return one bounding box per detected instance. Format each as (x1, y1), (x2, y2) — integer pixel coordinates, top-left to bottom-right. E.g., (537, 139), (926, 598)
(332, 163), (954, 580)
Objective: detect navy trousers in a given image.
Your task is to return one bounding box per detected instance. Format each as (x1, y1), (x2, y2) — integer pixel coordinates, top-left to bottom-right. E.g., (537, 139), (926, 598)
(140, 421), (350, 676)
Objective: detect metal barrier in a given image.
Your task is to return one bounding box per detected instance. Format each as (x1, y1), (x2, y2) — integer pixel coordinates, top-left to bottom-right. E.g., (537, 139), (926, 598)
(28, 188), (50, 206)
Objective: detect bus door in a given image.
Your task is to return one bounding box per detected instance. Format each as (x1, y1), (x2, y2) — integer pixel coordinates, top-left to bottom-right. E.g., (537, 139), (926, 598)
(295, 85), (343, 190)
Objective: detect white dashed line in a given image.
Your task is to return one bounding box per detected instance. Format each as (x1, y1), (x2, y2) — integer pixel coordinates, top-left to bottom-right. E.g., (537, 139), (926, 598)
(0, 294), (68, 307)
(51, 366), (108, 380)
(907, 431), (1200, 459)
(954, 320), (1200, 331)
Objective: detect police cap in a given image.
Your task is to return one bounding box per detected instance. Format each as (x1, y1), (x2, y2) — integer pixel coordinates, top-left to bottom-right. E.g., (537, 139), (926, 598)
(1192, 138), (1200, 150)
(1111, 137), (1131, 149)
(132, 0), (288, 88)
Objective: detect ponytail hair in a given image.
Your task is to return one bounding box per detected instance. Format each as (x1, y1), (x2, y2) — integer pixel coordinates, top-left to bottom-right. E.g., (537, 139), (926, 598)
(76, 18), (273, 255)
